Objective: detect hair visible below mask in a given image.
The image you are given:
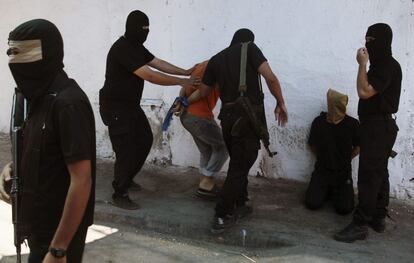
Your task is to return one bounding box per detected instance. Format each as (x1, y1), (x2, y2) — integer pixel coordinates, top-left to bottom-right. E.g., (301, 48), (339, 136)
(230, 28), (255, 46)
(8, 19), (64, 101)
(125, 10), (149, 45)
(365, 23), (393, 64)
(326, 89), (348, 124)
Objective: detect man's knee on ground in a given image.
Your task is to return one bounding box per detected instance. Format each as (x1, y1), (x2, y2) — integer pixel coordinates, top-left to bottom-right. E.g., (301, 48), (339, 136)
(334, 197), (355, 215)
(305, 197), (324, 210)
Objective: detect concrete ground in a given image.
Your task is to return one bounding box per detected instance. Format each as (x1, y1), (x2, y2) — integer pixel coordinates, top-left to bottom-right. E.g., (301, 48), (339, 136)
(0, 133), (413, 262)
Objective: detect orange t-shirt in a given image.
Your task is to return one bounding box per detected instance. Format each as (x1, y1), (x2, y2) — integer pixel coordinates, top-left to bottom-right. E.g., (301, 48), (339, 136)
(185, 60), (219, 119)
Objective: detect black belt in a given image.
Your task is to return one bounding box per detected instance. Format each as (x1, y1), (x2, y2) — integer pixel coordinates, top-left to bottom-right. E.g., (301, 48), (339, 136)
(359, 114), (394, 122)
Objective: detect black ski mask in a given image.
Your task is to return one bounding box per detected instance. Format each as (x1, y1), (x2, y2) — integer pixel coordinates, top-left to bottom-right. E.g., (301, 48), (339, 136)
(8, 19), (64, 101)
(125, 10), (149, 45)
(365, 23), (393, 64)
(230, 28), (255, 47)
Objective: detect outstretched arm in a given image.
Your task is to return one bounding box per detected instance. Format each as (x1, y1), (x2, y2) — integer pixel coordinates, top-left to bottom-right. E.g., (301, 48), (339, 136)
(134, 65), (199, 87)
(148, 57), (194, 76)
(258, 61), (288, 126)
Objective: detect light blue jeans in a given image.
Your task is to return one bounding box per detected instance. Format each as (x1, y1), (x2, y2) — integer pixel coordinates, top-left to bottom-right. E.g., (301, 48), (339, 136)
(180, 112), (228, 177)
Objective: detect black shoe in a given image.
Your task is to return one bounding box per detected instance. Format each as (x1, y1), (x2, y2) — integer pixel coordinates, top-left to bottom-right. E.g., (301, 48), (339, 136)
(334, 222), (368, 243)
(370, 218), (386, 233)
(129, 181), (142, 191)
(111, 193), (140, 210)
(211, 215), (235, 234)
(235, 205), (253, 220)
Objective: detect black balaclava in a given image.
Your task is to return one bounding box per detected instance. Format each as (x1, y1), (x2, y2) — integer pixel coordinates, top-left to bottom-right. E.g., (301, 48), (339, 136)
(365, 23), (393, 64)
(230, 28), (255, 47)
(8, 19), (64, 101)
(125, 10), (149, 45)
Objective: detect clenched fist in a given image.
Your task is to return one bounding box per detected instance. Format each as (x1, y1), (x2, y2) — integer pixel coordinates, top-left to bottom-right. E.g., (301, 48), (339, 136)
(356, 48), (369, 66)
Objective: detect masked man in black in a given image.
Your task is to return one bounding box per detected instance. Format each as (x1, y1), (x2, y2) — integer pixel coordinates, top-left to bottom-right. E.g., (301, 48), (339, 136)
(0, 19), (96, 262)
(186, 28), (288, 233)
(305, 89), (359, 215)
(335, 23), (402, 242)
(99, 10), (198, 210)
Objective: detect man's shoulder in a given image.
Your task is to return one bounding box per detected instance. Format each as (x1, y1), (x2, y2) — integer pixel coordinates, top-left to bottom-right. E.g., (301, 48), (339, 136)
(373, 57), (401, 73)
(390, 57), (402, 75)
(344, 115), (359, 125)
(111, 37), (127, 48)
(210, 49), (226, 61)
(109, 37), (137, 54)
(313, 112), (327, 123)
(53, 79), (91, 111)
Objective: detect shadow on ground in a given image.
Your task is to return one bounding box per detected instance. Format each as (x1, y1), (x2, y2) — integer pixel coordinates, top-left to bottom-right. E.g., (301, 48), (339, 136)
(1, 134), (414, 262)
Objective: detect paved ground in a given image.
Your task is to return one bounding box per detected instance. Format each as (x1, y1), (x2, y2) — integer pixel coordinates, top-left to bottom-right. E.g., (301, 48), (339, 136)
(0, 133), (414, 262)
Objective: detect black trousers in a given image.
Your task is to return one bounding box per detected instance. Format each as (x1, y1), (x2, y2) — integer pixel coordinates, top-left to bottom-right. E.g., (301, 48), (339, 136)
(305, 167), (354, 215)
(100, 107), (153, 195)
(353, 118), (398, 224)
(27, 225), (88, 263)
(215, 107), (260, 217)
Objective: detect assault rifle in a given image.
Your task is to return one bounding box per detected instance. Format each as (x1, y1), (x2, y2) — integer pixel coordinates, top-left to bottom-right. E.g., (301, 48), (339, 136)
(234, 96), (275, 157)
(235, 42), (276, 157)
(10, 91), (27, 263)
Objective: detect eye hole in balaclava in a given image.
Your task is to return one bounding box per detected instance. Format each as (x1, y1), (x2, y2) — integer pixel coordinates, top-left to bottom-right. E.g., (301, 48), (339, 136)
(326, 89), (348, 124)
(365, 23), (393, 64)
(230, 28), (255, 47)
(125, 10), (150, 45)
(8, 19), (64, 101)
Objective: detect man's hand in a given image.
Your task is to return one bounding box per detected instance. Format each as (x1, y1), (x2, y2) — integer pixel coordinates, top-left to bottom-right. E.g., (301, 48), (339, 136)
(172, 102), (185, 116)
(357, 48), (369, 66)
(180, 77), (201, 87)
(274, 103), (288, 126)
(42, 252), (66, 263)
(184, 64), (198, 76)
(0, 162), (12, 203)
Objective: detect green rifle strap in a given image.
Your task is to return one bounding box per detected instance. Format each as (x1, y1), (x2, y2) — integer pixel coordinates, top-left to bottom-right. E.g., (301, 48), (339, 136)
(239, 42), (249, 95)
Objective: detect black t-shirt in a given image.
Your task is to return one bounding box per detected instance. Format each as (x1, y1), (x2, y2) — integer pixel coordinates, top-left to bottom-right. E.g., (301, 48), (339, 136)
(21, 72), (96, 231)
(99, 36), (155, 110)
(202, 42), (267, 105)
(358, 57), (402, 117)
(308, 113), (359, 170)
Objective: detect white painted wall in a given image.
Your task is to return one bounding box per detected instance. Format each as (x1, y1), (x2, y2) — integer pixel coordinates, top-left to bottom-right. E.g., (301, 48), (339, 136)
(0, 0), (413, 199)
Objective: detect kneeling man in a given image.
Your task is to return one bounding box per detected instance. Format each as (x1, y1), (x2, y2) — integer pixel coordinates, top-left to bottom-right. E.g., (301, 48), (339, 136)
(305, 89), (359, 215)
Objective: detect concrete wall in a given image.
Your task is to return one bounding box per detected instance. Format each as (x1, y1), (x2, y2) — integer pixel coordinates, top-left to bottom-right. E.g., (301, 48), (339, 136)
(0, 0), (413, 199)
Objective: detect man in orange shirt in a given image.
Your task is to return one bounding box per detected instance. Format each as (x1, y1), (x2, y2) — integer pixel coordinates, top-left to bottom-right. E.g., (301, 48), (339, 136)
(178, 61), (228, 199)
